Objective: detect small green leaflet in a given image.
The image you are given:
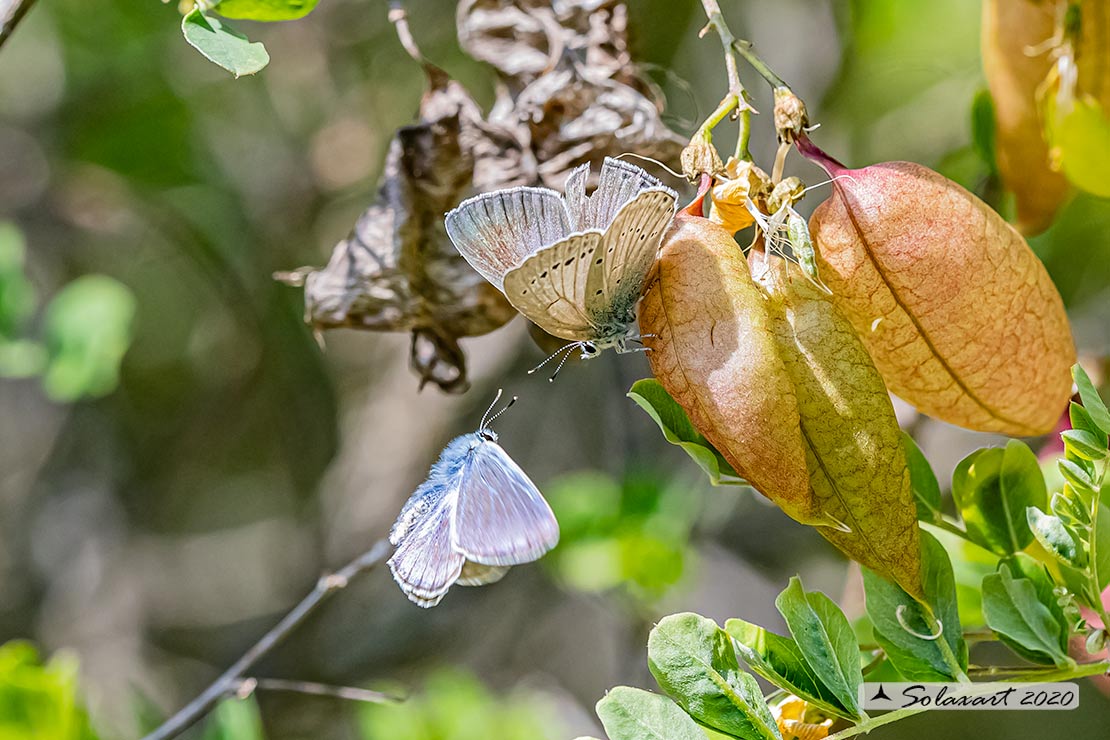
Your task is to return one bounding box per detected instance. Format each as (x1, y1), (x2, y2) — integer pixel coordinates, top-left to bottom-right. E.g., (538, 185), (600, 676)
(970, 88), (998, 174)
(991, 555), (1072, 666)
(862, 531), (967, 681)
(647, 614), (780, 740)
(628, 379), (743, 485)
(215, 0), (320, 21)
(182, 9), (270, 77)
(775, 578), (864, 719)
(1073, 365), (1110, 436)
(951, 441), (1046, 556)
(1069, 402), (1108, 448)
(596, 686), (705, 740)
(0, 222), (36, 338)
(42, 275), (135, 401)
(724, 618), (853, 720)
(982, 567), (1074, 669)
(902, 433), (941, 523)
(1027, 506), (1080, 566)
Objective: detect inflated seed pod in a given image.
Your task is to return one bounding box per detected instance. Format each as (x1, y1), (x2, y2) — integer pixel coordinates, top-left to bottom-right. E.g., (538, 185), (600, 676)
(750, 249), (923, 599)
(638, 212), (813, 520)
(799, 136), (1076, 437)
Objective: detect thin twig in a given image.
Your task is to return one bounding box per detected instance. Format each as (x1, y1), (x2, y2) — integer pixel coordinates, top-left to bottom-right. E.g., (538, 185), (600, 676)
(0, 0), (36, 50)
(141, 539), (392, 740)
(698, 0), (752, 160)
(387, 0), (427, 66)
(733, 39), (789, 90)
(235, 677), (404, 705)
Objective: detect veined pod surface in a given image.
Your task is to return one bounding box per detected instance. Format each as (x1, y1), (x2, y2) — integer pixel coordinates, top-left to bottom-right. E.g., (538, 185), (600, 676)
(638, 214), (812, 518)
(750, 249), (923, 599)
(799, 139), (1076, 437)
(982, 0), (1069, 234)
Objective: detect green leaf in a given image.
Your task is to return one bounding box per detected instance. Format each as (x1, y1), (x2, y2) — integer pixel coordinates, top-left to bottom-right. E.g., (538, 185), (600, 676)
(628, 379), (742, 485)
(775, 578), (863, 719)
(862, 531), (967, 681)
(0, 223), (36, 339)
(1027, 506), (1080, 566)
(951, 442), (1046, 555)
(1069, 402), (1108, 451)
(1096, 504), (1110, 590)
(971, 88), (998, 173)
(1058, 458), (1096, 492)
(982, 567), (1074, 668)
(41, 275), (135, 402)
(1073, 365), (1110, 436)
(202, 697), (264, 740)
(902, 433), (942, 522)
(996, 554), (1071, 664)
(596, 686), (706, 740)
(215, 0), (320, 21)
(0, 641), (98, 740)
(1062, 429), (1108, 461)
(182, 9), (270, 77)
(723, 619), (852, 720)
(647, 613), (780, 740)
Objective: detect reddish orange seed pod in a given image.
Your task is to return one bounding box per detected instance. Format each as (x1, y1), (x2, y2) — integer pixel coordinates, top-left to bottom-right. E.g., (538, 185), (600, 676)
(638, 213), (813, 521)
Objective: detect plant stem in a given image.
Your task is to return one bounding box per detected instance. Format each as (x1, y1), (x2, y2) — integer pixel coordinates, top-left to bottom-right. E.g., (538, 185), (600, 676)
(700, 0), (743, 99)
(698, 0), (752, 160)
(827, 706), (927, 740)
(141, 539), (392, 740)
(0, 0), (35, 49)
(695, 95), (741, 140)
(733, 39), (788, 90)
(969, 660), (1110, 679)
(922, 604), (970, 683)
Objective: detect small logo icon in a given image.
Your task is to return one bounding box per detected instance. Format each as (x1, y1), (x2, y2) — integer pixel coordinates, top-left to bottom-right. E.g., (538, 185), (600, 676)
(870, 684), (892, 702)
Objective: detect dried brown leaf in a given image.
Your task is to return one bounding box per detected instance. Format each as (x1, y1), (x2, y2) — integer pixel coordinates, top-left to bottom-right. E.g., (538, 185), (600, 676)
(301, 67), (523, 392)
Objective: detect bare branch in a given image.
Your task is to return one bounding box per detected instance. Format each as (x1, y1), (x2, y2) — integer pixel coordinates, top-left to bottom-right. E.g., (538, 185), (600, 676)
(235, 677), (404, 705)
(141, 539), (392, 740)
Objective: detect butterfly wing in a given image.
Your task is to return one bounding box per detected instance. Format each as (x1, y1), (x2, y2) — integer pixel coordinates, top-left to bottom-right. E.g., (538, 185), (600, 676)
(388, 480), (465, 608)
(568, 157), (672, 231)
(445, 187), (571, 290)
(451, 440), (559, 567)
(502, 231), (604, 340)
(586, 187), (677, 317)
(456, 562), (511, 587)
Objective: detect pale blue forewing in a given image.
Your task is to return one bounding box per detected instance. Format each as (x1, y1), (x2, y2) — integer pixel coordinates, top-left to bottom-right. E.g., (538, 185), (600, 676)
(451, 439), (560, 566)
(445, 187), (571, 289)
(388, 429), (558, 607)
(568, 157), (672, 231)
(388, 480), (465, 608)
(448, 158), (676, 352)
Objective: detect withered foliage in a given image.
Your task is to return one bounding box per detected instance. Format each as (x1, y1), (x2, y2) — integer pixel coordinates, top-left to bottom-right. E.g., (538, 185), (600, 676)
(293, 0), (684, 392)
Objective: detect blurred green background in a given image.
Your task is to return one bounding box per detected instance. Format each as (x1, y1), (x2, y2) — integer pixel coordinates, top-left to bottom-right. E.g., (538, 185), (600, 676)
(1, 0), (1109, 738)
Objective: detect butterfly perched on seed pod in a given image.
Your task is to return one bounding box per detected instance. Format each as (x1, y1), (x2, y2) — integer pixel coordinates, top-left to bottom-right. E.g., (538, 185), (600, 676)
(387, 392), (559, 607)
(445, 158), (678, 362)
